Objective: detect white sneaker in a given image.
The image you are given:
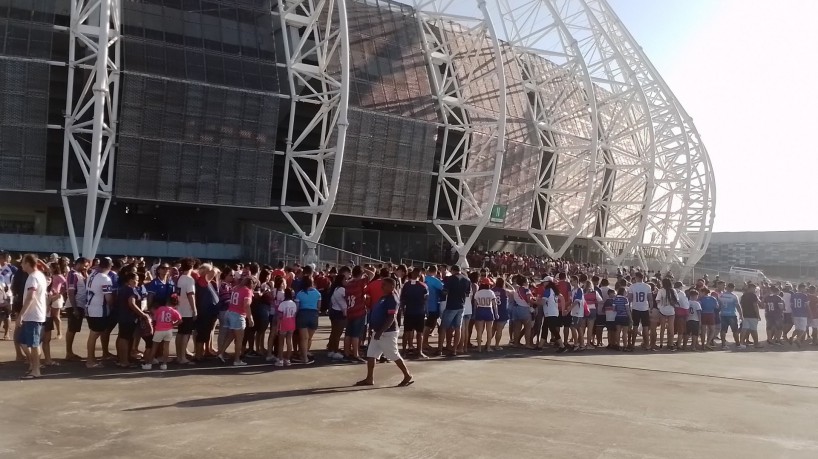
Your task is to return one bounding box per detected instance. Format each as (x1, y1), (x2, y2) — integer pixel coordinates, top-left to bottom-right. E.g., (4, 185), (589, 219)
(159, 363), (168, 370)
(151, 359), (159, 364)
(233, 360), (248, 367)
(274, 360), (284, 367)
(141, 364), (152, 370)
(284, 359), (291, 366)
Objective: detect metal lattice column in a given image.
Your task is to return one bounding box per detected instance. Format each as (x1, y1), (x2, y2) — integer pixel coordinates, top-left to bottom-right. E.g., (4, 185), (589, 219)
(61, 0), (122, 259)
(278, 0), (350, 263)
(552, 0), (656, 266)
(498, 0), (601, 259)
(588, 0), (714, 271)
(415, 0), (507, 268)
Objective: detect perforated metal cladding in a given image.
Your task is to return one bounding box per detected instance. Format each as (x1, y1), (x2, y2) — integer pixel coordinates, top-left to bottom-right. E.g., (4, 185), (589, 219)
(327, 1), (437, 221)
(0, 59), (48, 190)
(116, 74), (277, 206)
(116, 0), (282, 206)
(438, 24), (538, 231)
(333, 109), (436, 221)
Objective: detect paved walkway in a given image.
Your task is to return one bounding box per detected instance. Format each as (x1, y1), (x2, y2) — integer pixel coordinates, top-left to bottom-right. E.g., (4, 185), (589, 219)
(1, 318), (817, 458)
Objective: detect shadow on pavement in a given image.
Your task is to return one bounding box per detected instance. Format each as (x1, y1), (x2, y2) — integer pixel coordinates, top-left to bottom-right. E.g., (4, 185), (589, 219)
(122, 385), (386, 411)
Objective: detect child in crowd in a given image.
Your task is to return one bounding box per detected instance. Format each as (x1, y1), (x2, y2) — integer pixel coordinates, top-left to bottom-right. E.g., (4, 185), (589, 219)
(142, 294), (182, 370)
(603, 289), (616, 349)
(276, 288), (297, 367)
(684, 291), (702, 351)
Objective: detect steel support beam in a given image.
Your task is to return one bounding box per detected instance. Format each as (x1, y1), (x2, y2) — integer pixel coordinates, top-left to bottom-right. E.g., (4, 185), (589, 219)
(415, 0), (507, 268)
(61, 0), (121, 259)
(278, 0), (350, 263)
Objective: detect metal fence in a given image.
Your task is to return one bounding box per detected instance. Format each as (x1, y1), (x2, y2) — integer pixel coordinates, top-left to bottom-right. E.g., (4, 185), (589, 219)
(242, 224), (385, 268)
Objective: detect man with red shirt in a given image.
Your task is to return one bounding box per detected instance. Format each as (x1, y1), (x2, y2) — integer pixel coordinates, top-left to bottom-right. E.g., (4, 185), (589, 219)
(344, 266), (370, 362)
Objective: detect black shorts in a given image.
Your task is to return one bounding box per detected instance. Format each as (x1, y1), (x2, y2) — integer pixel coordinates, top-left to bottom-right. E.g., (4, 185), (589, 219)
(545, 316), (562, 340)
(44, 318), (54, 332)
(67, 307), (84, 333)
(178, 317), (196, 335)
(686, 320), (700, 336)
(12, 299), (22, 315)
(425, 312), (440, 329)
(560, 314), (572, 327)
(87, 316), (108, 333)
(404, 314), (425, 333)
(0, 306), (10, 320)
(632, 310), (650, 328)
(118, 320), (137, 340)
(194, 314), (217, 343)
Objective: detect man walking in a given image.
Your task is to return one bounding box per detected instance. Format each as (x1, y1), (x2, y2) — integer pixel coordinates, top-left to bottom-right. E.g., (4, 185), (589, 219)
(18, 254), (48, 379)
(355, 278), (413, 387)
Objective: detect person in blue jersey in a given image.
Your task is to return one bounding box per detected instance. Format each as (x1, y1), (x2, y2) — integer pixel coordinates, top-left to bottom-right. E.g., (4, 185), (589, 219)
(400, 269), (428, 358)
(763, 286), (785, 345)
(294, 276), (322, 364)
(718, 283), (743, 349)
(790, 283), (812, 347)
(613, 287), (632, 352)
(698, 288), (719, 350)
(491, 277), (510, 350)
(422, 265), (444, 355)
(355, 277), (413, 387)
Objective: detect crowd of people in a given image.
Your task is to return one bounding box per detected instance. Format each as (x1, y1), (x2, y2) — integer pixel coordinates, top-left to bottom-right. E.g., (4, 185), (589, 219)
(1, 251), (816, 383)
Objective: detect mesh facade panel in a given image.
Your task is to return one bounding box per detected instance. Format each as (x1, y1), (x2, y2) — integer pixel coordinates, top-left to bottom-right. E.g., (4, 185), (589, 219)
(117, 0), (283, 206)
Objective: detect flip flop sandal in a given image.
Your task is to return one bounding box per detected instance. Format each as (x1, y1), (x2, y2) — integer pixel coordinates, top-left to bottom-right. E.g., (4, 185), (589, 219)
(354, 380), (374, 387)
(20, 374), (40, 380)
(397, 378), (415, 387)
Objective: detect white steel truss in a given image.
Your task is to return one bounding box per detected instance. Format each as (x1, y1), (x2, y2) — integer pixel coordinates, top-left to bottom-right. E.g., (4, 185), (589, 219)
(277, 0), (350, 262)
(587, 0), (715, 271)
(584, 0), (690, 269)
(498, 0), (600, 259)
(415, 0), (507, 267)
(550, 0), (655, 266)
(61, 0), (122, 259)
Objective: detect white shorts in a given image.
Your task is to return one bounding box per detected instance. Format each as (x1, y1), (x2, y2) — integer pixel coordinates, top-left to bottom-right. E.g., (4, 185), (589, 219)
(741, 318), (759, 331)
(793, 317), (809, 332)
(366, 331), (401, 361)
(152, 329), (174, 343)
(50, 297), (65, 310)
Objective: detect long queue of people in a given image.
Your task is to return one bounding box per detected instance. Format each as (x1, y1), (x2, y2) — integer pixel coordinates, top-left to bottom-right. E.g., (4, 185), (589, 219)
(1, 251), (816, 383)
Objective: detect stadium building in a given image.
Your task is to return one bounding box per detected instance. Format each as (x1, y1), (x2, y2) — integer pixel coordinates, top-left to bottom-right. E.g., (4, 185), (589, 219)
(0, 0), (715, 270)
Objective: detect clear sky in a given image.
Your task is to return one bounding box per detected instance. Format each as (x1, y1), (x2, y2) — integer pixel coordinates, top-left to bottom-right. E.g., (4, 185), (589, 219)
(608, 0), (818, 232)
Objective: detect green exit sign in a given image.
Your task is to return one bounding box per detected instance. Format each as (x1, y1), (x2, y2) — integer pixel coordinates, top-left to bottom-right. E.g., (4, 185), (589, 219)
(490, 204), (507, 224)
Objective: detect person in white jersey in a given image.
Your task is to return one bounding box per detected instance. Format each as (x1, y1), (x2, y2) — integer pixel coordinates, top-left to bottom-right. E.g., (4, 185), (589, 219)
(86, 257), (114, 368)
(175, 258), (198, 365)
(628, 272), (653, 350)
(18, 254), (48, 379)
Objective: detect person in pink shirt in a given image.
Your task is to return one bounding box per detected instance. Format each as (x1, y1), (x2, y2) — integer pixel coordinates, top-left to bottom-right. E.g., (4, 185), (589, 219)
(48, 262), (67, 339)
(218, 276), (255, 366)
(276, 288), (297, 367)
(142, 294), (182, 370)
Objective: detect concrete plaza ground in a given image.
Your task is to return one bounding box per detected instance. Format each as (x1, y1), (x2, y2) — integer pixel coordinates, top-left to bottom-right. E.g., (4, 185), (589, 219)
(0, 318), (817, 459)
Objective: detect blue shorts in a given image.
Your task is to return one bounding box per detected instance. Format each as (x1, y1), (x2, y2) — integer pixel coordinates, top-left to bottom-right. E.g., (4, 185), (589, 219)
(720, 316), (738, 333)
(296, 309), (319, 330)
(223, 311), (246, 330)
(20, 321), (44, 348)
(511, 306), (532, 322)
(440, 308), (464, 329)
(345, 316), (366, 339)
(474, 307), (495, 322)
(586, 309), (598, 322)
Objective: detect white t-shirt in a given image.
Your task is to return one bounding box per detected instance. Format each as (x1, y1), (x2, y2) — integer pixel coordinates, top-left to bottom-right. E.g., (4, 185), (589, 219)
(543, 290), (559, 317)
(675, 288), (690, 311)
(782, 292), (793, 313)
(86, 270), (113, 318)
(330, 286), (347, 312)
(688, 300), (702, 322)
(278, 299), (297, 319)
(570, 288), (585, 317)
(656, 289), (677, 316)
(21, 271), (48, 323)
(630, 282), (652, 312)
(473, 289), (497, 308)
(176, 274), (196, 317)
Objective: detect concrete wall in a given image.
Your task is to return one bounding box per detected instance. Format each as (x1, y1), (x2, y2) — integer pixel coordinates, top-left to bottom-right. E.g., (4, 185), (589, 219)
(0, 234), (241, 260)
